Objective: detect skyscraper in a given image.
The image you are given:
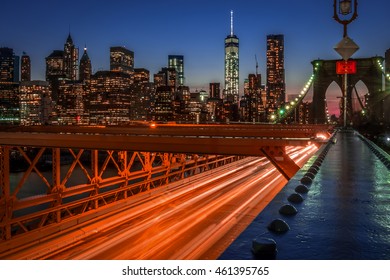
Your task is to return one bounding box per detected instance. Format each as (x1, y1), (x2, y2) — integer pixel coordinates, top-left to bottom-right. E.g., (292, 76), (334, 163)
(0, 48), (20, 124)
(79, 47), (92, 82)
(168, 55), (184, 86)
(45, 50), (64, 102)
(0, 47), (15, 82)
(110, 46), (134, 75)
(19, 81), (52, 125)
(224, 10), (239, 104)
(63, 33), (79, 80)
(209, 83), (221, 99)
(266, 34), (285, 109)
(21, 52), (31, 82)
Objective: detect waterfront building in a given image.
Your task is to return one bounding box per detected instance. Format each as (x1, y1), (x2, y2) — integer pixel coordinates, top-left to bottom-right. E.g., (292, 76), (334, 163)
(19, 81), (52, 125)
(266, 34), (286, 110)
(0, 82), (20, 124)
(224, 10), (239, 104)
(21, 52), (31, 82)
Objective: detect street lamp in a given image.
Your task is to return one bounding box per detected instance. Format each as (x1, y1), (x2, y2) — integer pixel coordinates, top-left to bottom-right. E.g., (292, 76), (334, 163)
(339, 0), (352, 15)
(333, 0), (358, 37)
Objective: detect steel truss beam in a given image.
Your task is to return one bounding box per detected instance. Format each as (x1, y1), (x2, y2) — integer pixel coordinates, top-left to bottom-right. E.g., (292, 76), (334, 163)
(0, 145), (243, 242)
(260, 146), (300, 180)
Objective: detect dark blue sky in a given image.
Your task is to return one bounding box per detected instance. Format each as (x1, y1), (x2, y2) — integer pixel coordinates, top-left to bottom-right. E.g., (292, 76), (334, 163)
(1, 0), (389, 113)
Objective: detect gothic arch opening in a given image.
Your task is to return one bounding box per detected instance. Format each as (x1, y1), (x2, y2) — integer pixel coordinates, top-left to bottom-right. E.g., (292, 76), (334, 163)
(325, 81), (342, 118)
(351, 80), (369, 113)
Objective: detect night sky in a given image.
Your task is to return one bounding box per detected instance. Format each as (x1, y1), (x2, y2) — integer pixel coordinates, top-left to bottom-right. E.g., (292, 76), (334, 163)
(1, 0), (389, 115)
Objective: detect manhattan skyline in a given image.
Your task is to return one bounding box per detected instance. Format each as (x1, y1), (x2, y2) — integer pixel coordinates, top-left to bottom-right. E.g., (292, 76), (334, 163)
(1, 0), (389, 114)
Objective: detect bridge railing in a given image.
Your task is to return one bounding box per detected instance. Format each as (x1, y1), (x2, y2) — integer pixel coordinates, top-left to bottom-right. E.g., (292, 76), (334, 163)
(0, 144), (242, 243)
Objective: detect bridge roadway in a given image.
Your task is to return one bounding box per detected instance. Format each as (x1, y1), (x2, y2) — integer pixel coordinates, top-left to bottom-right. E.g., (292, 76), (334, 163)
(1, 145), (317, 259)
(220, 129), (390, 260)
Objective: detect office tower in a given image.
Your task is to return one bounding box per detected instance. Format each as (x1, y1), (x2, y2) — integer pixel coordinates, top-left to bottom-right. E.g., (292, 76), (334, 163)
(266, 34), (285, 109)
(110, 46), (134, 75)
(0, 47), (20, 124)
(79, 47), (92, 82)
(209, 83), (221, 99)
(89, 71), (132, 125)
(153, 73), (166, 88)
(13, 55), (20, 82)
(19, 81), (52, 125)
(46, 50), (64, 79)
(132, 68), (153, 121)
(242, 73), (264, 122)
(155, 67), (178, 91)
(153, 86), (174, 121)
(21, 52), (31, 82)
(168, 55), (184, 86)
(57, 80), (87, 125)
(0, 47), (15, 82)
(45, 50), (64, 102)
(0, 82), (20, 124)
(63, 33), (79, 80)
(224, 10), (239, 103)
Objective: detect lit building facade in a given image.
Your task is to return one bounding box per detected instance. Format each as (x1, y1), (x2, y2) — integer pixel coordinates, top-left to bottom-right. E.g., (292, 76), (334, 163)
(266, 34), (286, 110)
(45, 50), (65, 102)
(209, 83), (221, 99)
(19, 81), (52, 125)
(79, 47), (92, 82)
(0, 82), (20, 124)
(63, 34), (79, 80)
(152, 86), (174, 121)
(156, 67), (178, 91)
(0, 47), (20, 124)
(110, 46), (134, 75)
(241, 73), (265, 122)
(168, 55), (184, 86)
(0, 47), (17, 82)
(206, 97), (224, 123)
(89, 71), (133, 125)
(57, 80), (88, 125)
(132, 68), (153, 120)
(224, 11), (239, 104)
(21, 52), (31, 82)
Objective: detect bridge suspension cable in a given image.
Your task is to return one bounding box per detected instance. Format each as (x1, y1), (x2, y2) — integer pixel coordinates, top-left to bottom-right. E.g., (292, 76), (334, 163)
(272, 73), (315, 123)
(376, 59), (390, 82)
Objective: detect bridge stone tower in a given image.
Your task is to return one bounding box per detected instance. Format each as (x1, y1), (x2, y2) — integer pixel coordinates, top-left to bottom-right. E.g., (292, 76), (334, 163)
(311, 57), (384, 124)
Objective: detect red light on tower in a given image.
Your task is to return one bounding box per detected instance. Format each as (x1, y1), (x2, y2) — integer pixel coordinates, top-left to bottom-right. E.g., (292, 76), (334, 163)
(336, 60), (357, 74)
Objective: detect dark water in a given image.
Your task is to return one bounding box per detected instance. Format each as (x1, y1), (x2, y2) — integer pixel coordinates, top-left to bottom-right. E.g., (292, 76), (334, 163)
(220, 131), (390, 260)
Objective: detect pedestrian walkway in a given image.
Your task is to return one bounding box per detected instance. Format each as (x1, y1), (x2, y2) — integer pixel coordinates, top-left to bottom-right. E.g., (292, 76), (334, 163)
(220, 129), (390, 259)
